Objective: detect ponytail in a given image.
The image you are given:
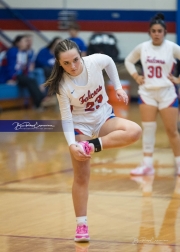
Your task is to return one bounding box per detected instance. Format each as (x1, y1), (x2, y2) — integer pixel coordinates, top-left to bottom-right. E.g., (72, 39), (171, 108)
(44, 60), (64, 95)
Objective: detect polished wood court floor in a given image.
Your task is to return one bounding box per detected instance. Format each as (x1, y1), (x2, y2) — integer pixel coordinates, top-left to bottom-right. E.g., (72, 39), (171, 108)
(0, 103), (180, 252)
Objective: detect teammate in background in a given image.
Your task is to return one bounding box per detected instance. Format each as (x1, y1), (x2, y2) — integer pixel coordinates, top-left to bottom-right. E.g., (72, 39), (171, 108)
(125, 13), (180, 176)
(68, 22), (87, 56)
(0, 35), (45, 109)
(45, 39), (142, 242)
(35, 37), (62, 80)
(25, 33), (35, 71)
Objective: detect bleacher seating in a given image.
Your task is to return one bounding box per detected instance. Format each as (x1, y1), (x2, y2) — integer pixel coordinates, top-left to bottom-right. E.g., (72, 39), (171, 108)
(0, 68), (45, 110)
(0, 83), (32, 110)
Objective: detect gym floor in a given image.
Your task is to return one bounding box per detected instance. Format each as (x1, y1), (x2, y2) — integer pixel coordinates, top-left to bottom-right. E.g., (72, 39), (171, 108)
(0, 102), (180, 252)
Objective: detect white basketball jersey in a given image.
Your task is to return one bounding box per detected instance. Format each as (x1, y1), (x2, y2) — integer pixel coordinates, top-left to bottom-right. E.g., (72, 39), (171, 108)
(57, 54), (122, 145)
(64, 57), (108, 114)
(140, 40), (178, 89)
(57, 54), (121, 124)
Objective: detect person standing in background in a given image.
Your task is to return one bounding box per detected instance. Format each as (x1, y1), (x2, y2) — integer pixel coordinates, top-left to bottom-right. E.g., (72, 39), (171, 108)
(125, 13), (180, 176)
(25, 33), (34, 71)
(68, 22), (87, 56)
(35, 37), (62, 80)
(0, 34), (45, 109)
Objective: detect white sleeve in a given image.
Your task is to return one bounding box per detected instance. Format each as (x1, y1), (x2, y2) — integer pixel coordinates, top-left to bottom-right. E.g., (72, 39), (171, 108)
(93, 54), (122, 90)
(56, 89), (76, 146)
(125, 44), (141, 75)
(173, 43), (180, 61)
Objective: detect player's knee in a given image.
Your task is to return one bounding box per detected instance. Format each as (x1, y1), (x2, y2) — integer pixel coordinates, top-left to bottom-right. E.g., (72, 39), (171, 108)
(74, 169), (90, 186)
(135, 124), (142, 139)
(128, 123), (142, 142)
(75, 175), (89, 186)
(165, 127), (178, 139)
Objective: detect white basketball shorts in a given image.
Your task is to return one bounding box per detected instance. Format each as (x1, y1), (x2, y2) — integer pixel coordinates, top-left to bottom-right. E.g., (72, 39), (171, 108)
(138, 85), (178, 110)
(74, 102), (115, 138)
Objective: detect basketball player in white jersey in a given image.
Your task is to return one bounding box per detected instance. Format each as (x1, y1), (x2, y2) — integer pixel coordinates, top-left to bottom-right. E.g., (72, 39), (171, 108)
(125, 13), (180, 176)
(45, 39), (142, 242)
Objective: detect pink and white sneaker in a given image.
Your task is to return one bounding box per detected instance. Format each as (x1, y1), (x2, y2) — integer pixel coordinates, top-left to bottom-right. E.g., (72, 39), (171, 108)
(74, 224), (90, 242)
(130, 163), (155, 176)
(77, 141), (94, 155)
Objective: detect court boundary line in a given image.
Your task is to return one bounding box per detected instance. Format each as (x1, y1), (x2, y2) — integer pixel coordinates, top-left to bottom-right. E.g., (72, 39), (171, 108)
(0, 168), (73, 186)
(0, 187), (179, 200)
(0, 234), (179, 247)
(0, 148), (176, 187)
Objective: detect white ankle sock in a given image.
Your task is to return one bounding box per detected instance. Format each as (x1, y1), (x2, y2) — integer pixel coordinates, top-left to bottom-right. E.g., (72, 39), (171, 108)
(143, 156), (153, 167)
(175, 156), (180, 167)
(76, 216), (87, 225)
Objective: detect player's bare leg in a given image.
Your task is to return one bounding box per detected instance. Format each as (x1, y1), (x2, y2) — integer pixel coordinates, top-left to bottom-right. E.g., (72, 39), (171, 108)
(160, 106), (180, 175)
(98, 117), (142, 148)
(71, 134), (91, 242)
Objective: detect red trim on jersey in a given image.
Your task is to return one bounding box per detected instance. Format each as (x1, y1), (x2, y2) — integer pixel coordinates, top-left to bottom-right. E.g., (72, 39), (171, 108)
(74, 128), (84, 135)
(139, 96), (146, 104)
(106, 115), (115, 121)
(168, 97), (178, 107)
(70, 105), (73, 112)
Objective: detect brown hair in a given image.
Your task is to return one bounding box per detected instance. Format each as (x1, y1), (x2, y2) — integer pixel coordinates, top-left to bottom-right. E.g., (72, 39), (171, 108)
(44, 39), (81, 95)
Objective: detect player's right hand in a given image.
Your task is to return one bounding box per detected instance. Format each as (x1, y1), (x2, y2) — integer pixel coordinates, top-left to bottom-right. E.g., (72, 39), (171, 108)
(69, 144), (91, 161)
(135, 75), (145, 85)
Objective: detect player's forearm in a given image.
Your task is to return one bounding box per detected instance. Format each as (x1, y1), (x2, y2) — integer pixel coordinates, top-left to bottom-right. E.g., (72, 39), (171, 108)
(104, 57), (122, 90)
(124, 58), (137, 76)
(62, 119), (76, 146)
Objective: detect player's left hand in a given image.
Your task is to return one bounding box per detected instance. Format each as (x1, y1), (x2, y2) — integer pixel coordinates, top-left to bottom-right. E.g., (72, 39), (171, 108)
(168, 74), (180, 84)
(116, 89), (128, 105)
